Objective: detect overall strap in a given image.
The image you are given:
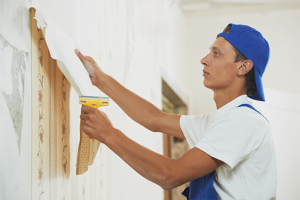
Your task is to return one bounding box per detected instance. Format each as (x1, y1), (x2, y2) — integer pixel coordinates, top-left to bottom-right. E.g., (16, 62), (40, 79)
(182, 171), (218, 200)
(238, 104), (269, 123)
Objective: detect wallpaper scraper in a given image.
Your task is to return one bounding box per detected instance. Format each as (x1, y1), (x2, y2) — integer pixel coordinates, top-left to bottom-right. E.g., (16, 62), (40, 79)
(76, 96), (109, 175)
(79, 96), (109, 138)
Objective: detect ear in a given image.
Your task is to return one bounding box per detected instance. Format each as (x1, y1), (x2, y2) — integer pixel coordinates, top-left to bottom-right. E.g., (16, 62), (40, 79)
(237, 60), (253, 76)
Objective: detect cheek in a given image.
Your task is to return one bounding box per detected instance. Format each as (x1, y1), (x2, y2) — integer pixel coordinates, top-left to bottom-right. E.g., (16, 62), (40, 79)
(223, 68), (237, 83)
(213, 64), (236, 83)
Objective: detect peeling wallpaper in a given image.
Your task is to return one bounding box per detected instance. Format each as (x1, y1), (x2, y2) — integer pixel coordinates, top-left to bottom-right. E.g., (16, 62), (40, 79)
(0, 0), (31, 52)
(0, 36), (29, 152)
(0, 0), (31, 199)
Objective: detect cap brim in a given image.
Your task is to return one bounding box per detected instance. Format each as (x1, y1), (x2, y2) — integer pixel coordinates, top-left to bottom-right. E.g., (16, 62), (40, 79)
(249, 68), (265, 101)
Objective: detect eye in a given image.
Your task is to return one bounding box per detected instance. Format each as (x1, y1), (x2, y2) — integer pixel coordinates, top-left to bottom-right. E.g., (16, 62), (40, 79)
(213, 51), (220, 56)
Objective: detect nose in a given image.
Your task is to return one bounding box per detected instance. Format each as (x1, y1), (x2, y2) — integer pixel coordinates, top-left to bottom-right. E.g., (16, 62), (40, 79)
(201, 53), (210, 66)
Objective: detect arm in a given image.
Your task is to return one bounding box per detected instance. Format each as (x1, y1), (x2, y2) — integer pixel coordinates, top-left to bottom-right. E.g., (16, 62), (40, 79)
(80, 106), (223, 189)
(75, 50), (184, 138)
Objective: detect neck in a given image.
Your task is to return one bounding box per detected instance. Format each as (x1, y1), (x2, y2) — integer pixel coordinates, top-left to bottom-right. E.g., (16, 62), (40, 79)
(213, 89), (247, 109)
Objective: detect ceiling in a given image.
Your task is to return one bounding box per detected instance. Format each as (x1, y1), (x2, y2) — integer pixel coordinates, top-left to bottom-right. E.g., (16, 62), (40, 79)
(180, 0), (300, 14)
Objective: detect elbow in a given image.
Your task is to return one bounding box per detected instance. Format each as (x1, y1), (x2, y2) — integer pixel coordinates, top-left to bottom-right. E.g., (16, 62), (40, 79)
(148, 122), (158, 133)
(160, 182), (175, 191)
(157, 168), (178, 190)
(148, 118), (160, 133)
(151, 112), (166, 133)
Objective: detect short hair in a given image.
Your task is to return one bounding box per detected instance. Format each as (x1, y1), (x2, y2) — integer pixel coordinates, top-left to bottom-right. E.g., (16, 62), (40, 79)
(223, 25), (257, 96)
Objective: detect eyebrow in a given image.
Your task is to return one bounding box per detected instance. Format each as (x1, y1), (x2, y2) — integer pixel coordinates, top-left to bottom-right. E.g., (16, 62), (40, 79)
(210, 46), (223, 52)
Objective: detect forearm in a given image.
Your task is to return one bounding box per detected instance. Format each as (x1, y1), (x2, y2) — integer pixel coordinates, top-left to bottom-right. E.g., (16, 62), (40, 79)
(98, 74), (164, 132)
(105, 128), (177, 189)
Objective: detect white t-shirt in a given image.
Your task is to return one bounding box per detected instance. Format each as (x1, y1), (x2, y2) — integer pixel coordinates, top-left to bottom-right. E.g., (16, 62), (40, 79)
(180, 95), (277, 199)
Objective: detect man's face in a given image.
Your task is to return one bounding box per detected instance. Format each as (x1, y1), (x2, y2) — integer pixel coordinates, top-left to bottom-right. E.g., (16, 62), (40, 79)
(201, 37), (240, 91)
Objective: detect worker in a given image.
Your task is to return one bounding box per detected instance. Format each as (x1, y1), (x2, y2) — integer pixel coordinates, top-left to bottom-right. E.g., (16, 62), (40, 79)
(75, 23), (277, 199)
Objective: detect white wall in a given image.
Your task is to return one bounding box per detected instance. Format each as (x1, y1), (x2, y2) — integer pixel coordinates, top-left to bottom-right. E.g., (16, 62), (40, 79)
(0, 0), (31, 199)
(253, 88), (300, 199)
(90, 1), (188, 199)
(179, 2), (300, 198)
(184, 5), (300, 114)
(35, 0), (188, 199)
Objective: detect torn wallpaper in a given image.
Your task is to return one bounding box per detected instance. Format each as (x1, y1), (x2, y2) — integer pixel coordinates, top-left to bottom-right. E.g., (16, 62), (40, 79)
(33, 8), (97, 97)
(31, 8), (102, 179)
(0, 1), (31, 199)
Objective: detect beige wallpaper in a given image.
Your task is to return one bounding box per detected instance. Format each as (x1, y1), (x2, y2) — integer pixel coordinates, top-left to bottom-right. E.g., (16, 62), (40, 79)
(30, 9), (108, 200)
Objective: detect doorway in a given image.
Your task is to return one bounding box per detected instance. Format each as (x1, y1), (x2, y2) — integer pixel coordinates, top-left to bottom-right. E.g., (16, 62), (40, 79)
(162, 79), (189, 200)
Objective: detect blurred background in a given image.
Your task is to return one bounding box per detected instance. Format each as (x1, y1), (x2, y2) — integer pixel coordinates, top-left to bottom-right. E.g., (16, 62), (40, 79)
(0, 0), (299, 199)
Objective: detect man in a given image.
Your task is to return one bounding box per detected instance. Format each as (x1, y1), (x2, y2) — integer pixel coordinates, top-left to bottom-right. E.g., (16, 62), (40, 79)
(76, 23), (277, 199)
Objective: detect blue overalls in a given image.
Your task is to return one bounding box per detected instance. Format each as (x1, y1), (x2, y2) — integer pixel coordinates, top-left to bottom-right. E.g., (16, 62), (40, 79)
(182, 104), (268, 200)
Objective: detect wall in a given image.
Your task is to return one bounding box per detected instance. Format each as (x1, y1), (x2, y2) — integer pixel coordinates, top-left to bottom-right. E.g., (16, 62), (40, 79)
(183, 4), (300, 114)
(253, 88), (300, 199)
(34, 0), (188, 199)
(88, 1), (188, 199)
(0, 0), (188, 200)
(0, 0), (31, 199)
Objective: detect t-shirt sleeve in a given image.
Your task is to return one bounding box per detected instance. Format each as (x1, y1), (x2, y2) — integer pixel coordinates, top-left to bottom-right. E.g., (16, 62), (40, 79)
(180, 114), (209, 147)
(195, 112), (260, 170)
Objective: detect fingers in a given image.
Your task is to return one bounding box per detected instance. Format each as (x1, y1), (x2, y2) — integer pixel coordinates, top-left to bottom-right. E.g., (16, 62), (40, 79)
(80, 112), (89, 121)
(81, 105), (96, 114)
(81, 119), (93, 135)
(85, 56), (95, 62)
(75, 49), (87, 64)
(80, 106), (100, 123)
(82, 125), (93, 135)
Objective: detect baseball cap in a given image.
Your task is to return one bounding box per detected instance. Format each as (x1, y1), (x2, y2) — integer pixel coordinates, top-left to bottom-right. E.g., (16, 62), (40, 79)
(217, 23), (270, 101)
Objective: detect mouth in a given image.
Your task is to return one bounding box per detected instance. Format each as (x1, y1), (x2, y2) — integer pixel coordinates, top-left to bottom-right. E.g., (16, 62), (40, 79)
(203, 70), (210, 76)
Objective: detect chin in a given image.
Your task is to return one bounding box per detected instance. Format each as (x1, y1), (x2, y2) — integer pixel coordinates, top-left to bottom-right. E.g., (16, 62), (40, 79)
(203, 80), (212, 89)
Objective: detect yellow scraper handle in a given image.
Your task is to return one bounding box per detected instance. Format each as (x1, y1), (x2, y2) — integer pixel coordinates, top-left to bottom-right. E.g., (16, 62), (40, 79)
(79, 96), (109, 108)
(79, 96), (109, 139)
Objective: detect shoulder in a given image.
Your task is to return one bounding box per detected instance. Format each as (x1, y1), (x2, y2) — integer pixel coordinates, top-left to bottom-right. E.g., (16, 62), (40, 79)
(230, 105), (270, 128)
(207, 106), (270, 141)
(180, 113), (211, 147)
(214, 108), (255, 127)
(208, 106), (268, 137)
(180, 113), (210, 125)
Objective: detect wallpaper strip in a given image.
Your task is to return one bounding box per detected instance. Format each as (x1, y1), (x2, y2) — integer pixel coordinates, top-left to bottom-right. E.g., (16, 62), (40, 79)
(31, 8), (108, 200)
(32, 8), (96, 97)
(31, 8), (71, 199)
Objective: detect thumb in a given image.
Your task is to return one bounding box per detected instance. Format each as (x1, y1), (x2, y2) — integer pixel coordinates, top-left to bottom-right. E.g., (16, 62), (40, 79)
(75, 49), (86, 64)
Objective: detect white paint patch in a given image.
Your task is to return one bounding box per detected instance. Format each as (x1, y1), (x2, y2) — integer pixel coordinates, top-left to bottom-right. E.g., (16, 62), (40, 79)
(21, 52), (30, 102)
(23, 52), (30, 70)
(18, 69), (23, 102)
(0, 39), (13, 95)
(0, 93), (20, 200)
(34, 9), (47, 30)
(0, 0), (31, 52)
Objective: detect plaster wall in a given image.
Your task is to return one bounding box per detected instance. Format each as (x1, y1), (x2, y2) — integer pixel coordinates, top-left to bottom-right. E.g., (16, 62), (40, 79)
(83, 1), (187, 199)
(0, 0), (31, 199)
(0, 0), (188, 200)
(35, 0), (187, 199)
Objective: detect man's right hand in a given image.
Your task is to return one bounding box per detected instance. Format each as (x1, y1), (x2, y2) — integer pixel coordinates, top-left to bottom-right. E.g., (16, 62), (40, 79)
(75, 49), (103, 87)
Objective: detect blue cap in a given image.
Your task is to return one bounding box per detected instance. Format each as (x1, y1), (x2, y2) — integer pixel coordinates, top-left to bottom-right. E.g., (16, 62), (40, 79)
(217, 23), (270, 101)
